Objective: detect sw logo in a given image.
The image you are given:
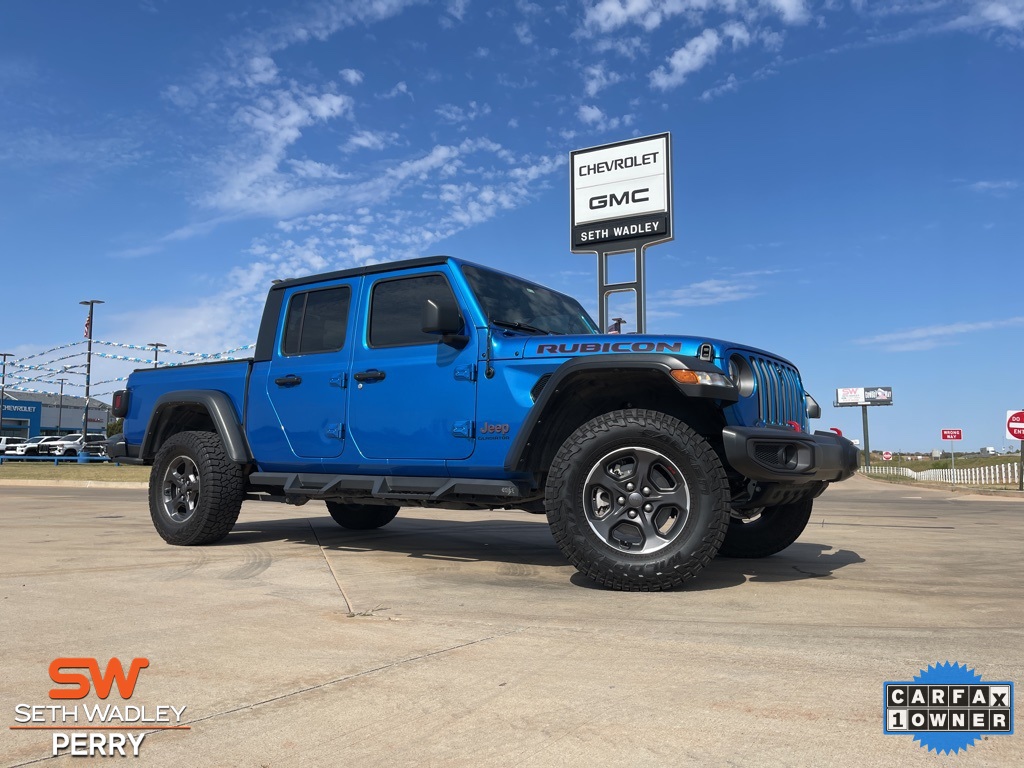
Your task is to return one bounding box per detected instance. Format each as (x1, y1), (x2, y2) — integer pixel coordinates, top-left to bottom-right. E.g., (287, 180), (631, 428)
(49, 657), (149, 699)
(883, 662), (1014, 755)
(11, 656), (189, 758)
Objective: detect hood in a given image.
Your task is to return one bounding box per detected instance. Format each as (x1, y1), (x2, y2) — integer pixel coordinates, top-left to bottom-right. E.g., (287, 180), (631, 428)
(491, 332), (794, 368)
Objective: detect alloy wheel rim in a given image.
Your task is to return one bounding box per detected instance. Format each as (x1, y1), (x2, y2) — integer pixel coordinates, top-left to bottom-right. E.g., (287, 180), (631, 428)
(161, 455), (201, 523)
(582, 446), (691, 554)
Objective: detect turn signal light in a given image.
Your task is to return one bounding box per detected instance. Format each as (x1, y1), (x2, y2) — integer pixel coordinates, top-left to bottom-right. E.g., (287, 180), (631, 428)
(670, 370), (700, 384)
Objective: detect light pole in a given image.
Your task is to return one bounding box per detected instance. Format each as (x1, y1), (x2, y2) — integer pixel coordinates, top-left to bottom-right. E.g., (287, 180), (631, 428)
(56, 377), (68, 434)
(80, 300), (104, 438)
(0, 352), (13, 437)
(148, 342), (166, 368)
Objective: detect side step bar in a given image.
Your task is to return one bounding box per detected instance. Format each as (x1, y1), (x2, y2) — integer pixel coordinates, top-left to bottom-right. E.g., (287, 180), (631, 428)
(248, 471), (528, 504)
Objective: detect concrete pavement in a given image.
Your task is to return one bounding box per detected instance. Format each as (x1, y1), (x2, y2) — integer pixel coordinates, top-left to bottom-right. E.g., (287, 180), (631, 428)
(1, 476), (1021, 766)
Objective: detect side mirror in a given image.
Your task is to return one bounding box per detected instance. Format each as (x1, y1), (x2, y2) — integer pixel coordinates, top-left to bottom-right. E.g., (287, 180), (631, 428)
(422, 299), (468, 346)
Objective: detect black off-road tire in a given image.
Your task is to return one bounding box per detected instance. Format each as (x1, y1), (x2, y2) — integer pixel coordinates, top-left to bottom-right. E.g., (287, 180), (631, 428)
(545, 409), (730, 591)
(717, 497), (814, 558)
(149, 431), (246, 545)
(325, 501), (399, 530)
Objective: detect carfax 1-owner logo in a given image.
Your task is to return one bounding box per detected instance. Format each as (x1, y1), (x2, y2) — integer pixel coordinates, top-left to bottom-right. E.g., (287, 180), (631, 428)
(9, 657), (189, 757)
(884, 662), (1015, 755)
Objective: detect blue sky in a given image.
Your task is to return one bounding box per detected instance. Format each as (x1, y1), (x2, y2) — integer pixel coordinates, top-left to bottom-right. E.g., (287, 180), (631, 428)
(1, 0), (1022, 452)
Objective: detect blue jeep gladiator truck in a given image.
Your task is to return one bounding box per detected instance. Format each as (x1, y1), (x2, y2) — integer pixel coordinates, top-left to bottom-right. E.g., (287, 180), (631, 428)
(113, 256), (857, 591)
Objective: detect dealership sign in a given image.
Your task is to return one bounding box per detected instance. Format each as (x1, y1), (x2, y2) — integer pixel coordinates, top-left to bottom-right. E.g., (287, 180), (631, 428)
(570, 133), (672, 251)
(834, 386), (894, 407)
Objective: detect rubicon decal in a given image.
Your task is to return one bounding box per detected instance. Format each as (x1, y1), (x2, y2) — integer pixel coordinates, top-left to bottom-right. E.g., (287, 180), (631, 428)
(10, 657), (189, 758)
(535, 341), (682, 355)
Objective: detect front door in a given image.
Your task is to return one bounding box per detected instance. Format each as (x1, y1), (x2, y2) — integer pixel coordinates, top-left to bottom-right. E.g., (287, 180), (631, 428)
(347, 271), (476, 461)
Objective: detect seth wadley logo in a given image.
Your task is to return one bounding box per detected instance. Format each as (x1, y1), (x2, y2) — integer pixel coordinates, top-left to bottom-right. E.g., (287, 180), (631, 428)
(10, 657), (189, 758)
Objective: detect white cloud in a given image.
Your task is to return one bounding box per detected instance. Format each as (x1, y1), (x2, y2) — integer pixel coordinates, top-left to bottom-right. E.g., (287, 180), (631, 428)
(855, 317), (1024, 351)
(577, 104), (635, 130)
(762, 0), (810, 25)
(722, 21), (752, 48)
(245, 55), (279, 86)
(967, 179), (1019, 192)
(582, 63), (625, 96)
(700, 73), (740, 100)
(655, 278), (761, 307)
(339, 68), (364, 85)
(514, 22), (534, 44)
(650, 29), (721, 90)
(288, 159), (350, 180)
(341, 129), (398, 153)
(948, 1), (1024, 31)
(447, 0), (470, 21)
(583, 0), (685, 34)
(202, 86), (353, 218)
(435, 101), (491, 123)
(579, 104), (605, 124)
(378, 81), (413, 99)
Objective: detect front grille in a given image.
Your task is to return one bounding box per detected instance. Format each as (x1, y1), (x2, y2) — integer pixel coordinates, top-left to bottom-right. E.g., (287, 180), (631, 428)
(748, 356), (807, 429)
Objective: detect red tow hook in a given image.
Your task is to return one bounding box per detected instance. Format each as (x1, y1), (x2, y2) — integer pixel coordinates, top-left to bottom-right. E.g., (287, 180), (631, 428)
(786, 420), (802, 432)
(829, 427), (843, 437)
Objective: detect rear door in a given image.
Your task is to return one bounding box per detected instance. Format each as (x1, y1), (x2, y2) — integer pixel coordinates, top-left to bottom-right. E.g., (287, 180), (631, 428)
(266, 281), (355, 459)
(347, 269), (477, 461)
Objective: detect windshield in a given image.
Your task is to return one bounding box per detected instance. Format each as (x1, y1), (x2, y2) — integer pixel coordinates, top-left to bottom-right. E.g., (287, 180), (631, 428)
(462, 264), (598, 335)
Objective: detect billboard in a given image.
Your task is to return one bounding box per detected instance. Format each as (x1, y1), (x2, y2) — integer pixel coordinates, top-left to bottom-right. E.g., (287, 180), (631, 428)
(835, 387), (893, 407)
(570, 133), (672, 252)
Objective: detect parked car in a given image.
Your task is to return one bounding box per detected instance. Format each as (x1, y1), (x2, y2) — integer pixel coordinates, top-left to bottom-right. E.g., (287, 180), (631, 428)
(6, 435), (64, 456)
(48, 433), (108, 457)
(0, 436), (27, 454)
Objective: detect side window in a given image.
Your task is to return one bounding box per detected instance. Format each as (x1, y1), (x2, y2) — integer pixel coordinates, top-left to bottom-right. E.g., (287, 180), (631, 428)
(282, 286), (351, 356)
(369, 274), (459, 348)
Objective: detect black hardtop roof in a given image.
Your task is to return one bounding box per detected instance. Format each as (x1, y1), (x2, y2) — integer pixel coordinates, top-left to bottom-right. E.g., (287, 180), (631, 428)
(269, 255), (456, 291)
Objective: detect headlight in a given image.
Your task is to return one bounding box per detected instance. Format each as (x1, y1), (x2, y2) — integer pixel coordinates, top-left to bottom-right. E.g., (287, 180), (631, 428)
(728, 354), (755, 397)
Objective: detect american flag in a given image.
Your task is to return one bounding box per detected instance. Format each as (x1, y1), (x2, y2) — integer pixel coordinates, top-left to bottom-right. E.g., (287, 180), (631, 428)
(83, 314), (91, 339)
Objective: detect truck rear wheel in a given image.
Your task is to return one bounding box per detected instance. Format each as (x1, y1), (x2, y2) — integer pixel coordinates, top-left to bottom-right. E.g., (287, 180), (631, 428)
(717, 497), (814, 558)
(149, 431), (245, 545)
(545, 409), (729, 591)
(325, 501), (399, 530)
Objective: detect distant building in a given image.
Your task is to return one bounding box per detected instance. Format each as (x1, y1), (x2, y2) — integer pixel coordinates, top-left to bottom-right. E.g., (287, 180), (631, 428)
(0, 392), (110, 438)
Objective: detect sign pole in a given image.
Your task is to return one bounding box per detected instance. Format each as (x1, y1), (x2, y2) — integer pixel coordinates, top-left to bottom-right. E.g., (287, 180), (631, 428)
(862, 404), (870, 467)
(1019, 440), (1023, 492)
(950, 439), (955, 486)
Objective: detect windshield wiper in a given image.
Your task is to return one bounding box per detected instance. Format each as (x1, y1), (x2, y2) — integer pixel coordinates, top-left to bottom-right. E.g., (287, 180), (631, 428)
(491, 318), (553, 335)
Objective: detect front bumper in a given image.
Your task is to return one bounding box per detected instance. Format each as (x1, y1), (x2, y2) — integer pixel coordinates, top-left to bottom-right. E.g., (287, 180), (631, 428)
(722, 426), (859, 485)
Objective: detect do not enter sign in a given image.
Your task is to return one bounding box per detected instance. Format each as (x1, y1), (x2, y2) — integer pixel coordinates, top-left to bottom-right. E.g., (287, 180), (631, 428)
(882, 451), (893, 461)
(1007, 411), (1024, 441)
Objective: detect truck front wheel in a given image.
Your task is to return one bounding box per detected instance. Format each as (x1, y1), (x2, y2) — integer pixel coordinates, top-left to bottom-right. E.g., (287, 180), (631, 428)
(149, 431), (245, 545)
(717, 497), (813, 558)
(325, 502), (399, 530)
(545, 409), (730, 591)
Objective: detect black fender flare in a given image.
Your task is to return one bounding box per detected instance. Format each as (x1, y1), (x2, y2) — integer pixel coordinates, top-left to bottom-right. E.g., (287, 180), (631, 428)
(503, 353), (737, 472)
(141, 390), (252, 464)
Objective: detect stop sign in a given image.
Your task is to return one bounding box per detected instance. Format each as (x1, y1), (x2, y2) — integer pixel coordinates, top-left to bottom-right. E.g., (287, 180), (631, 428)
(1007, 410), (1024, 440)
(882, 451), (893, 461)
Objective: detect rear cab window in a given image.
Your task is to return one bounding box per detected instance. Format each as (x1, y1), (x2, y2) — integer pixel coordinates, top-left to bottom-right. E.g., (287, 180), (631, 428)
(281, 285), (352, 356)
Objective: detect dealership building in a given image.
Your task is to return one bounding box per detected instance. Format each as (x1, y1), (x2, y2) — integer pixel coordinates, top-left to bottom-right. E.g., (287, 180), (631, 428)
(0, 392), (111, 438)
